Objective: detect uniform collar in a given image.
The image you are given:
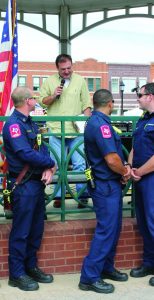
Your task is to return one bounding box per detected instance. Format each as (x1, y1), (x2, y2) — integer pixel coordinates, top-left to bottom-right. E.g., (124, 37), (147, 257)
(92, 110), (111, 123)
(143, 111), (154, 120)
(14, 109), (31, 123)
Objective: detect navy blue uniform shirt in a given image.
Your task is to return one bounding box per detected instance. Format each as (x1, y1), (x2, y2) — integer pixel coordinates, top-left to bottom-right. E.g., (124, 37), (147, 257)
(84, 110), (124, 180)
(3, 109), (54, 173)
(133, 111), (154, 168)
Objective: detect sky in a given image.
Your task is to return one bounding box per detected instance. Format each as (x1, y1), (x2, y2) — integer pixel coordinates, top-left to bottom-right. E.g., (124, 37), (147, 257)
(1, 15), (154, 64)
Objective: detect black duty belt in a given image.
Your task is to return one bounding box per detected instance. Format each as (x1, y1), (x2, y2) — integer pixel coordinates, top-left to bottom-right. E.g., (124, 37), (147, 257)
(9, 172), (42, 181)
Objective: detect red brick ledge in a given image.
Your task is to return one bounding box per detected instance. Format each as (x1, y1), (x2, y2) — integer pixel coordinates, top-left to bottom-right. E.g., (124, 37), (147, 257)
(0, 218), (143, 278)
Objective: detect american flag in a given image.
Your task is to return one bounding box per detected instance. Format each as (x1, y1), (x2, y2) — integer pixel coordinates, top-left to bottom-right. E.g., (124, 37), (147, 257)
(0, 0), (18, 132)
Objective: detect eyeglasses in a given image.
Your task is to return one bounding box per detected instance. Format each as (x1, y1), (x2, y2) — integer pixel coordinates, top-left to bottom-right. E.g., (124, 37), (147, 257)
(137, 93), (150, 99)
(28, 96), (38, 100)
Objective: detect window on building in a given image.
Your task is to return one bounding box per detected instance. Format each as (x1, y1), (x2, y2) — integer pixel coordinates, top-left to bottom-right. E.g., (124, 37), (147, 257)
(123, 78), (136, 93)
(85, 77), (101, 92)
(96, 78), (101, 90)
(138, 77), (147, 88)
(18, 76), (26, 87)
(111, 78), (119, 93)
(42, 77), (48, 84)
(33, 77), (40, 91)
(87, 78), (94, 92)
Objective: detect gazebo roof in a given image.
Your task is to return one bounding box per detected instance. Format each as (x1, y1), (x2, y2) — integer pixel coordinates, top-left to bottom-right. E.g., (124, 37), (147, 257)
(0, 0), (153, 14)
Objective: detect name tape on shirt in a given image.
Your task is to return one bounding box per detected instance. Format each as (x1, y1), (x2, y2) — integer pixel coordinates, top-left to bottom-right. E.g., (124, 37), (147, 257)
(9, 124), (21, 138)
(100, 125), (111, 138)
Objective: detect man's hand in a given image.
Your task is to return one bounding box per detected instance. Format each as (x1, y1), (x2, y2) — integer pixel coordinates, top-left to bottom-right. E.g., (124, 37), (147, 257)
(54, 85), (63, 99)
(121, 165), (131, 184)
(41, 165), (57, 185)
(42, 86), (63, 105)
(131, 168), (142, 182)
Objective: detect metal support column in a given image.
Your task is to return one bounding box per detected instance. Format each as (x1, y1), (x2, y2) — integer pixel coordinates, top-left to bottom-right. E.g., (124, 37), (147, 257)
(59, 5), (71, 54)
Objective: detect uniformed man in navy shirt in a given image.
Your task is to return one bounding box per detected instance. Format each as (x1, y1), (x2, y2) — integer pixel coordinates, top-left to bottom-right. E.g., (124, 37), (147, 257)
(3, 87), (56, 291)
(79, 89), (131, 294)
(128, 83), (154, 286)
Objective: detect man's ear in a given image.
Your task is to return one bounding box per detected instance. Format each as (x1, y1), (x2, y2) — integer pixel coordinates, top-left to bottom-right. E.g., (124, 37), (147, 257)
(108, 101), (112, 109)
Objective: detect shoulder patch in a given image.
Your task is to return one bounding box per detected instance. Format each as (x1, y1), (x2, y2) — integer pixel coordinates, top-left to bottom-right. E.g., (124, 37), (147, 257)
(9, 124), (21, 138)
(100, 125), (111, 138)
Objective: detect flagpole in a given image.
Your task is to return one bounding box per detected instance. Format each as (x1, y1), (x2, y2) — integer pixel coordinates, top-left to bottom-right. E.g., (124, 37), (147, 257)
(12, 0), (16, 34)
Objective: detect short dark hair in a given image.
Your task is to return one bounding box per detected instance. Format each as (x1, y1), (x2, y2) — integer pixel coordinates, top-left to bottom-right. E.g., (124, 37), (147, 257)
(55, 54), (72, 67)
(93, 89), (113, 109)
(141, 82), (154, 95)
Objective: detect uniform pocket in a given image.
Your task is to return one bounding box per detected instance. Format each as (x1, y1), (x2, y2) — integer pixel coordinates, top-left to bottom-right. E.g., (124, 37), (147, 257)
(144, 124), (154, 134)
(95, 181), (112, 197)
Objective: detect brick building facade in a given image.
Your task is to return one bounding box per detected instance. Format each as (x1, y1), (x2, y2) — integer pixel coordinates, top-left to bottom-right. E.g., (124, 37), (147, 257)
(150, 63), (154, 82)
(18, 59), (150, 113)
(109, 63), (150, 112)
(18, 58), (108, 96)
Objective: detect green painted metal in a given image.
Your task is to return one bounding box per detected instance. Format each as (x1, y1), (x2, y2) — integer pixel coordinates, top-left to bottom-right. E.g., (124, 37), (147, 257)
(0, 115), (139, 221)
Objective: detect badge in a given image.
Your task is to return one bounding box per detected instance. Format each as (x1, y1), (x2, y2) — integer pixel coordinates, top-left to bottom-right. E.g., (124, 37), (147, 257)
(9, 124), (21, 138)
(100, 125), (111, 138)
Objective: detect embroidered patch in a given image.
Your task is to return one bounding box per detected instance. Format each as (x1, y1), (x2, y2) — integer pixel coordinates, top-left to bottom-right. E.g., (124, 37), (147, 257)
(9, 124), (21, 138)
(100, 125), (111, 138)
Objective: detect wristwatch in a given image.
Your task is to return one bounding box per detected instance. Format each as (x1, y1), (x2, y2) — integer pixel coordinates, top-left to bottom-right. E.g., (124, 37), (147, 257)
(124, 162), (132, 168)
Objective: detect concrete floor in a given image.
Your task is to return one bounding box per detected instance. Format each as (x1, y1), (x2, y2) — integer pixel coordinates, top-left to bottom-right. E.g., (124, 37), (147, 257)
(0, 271), (154, 300)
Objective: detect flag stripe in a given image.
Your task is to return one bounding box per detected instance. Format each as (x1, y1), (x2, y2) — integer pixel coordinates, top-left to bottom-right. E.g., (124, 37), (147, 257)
(0, 51), (11, 64)
(0, 71), (7, 82)
(0, 82), (4, 91)
(0, 41), (11, 52)
(0, 61), (9, 72)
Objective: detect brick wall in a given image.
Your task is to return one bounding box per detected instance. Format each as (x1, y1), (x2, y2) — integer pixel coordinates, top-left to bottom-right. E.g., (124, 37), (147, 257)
(150, 63), (154, 82)
(0, 218), (143, 278)
(18, 59), (108, 93)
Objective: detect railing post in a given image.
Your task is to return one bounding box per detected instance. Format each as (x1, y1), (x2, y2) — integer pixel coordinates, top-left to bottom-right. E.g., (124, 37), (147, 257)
(61, 119), (66, 222)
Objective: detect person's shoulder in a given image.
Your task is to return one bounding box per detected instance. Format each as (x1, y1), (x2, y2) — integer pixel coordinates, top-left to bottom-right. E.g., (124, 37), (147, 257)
(49, 73), (58, 79)
(94, 114), (107, 126)
(87, 114), (103, 130)
(85, 116), (106, 139)
(72, 73), (84, 80)
(3, 114), (18, 134)
(5, 113), (17, 126)
(43, 74), (58, 83)
(5, 111), (27, 130)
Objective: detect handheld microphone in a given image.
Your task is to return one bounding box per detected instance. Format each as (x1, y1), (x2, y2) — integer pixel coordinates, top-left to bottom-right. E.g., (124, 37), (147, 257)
(56, 78), (65, 99)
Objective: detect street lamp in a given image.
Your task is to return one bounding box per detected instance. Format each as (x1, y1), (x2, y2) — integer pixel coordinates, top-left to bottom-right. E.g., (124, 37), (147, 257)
(119, 80), (125, 115)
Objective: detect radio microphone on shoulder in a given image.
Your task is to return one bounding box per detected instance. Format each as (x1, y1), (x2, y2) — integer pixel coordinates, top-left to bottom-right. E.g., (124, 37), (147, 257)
(57, 78), (65, 99)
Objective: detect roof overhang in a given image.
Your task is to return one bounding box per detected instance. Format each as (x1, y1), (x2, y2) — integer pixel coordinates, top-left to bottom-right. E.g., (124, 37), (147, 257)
(0, 0), (154, 14)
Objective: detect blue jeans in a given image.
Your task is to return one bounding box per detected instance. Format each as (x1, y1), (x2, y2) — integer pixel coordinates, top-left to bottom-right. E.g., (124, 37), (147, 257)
(49, 135), (88, 199)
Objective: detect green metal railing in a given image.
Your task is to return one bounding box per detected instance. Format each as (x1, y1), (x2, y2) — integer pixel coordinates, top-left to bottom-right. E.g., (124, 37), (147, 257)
(0, 115), (139, 221)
